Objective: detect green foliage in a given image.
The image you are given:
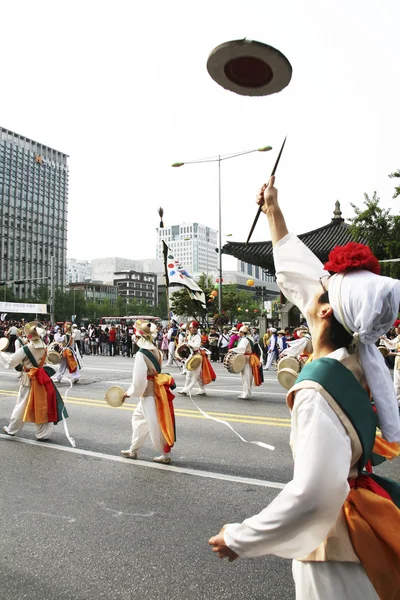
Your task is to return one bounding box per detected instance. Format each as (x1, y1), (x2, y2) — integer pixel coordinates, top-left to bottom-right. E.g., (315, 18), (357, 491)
(170, 273), (262, 324)
(349, 192), (400, 279)
(389, 169), (400, 199)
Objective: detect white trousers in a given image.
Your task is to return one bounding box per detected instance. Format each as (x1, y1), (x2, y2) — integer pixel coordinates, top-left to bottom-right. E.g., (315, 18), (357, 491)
(5, 384), (54, 439)
(394, 369), (400, 405)
(167, 342), (175, 366)
(128, 396), (169, 455)
(180, 364), (204, 394)
(240, 363), (252, 398)
(57, 357), (80, 382)
(292, 560), (379, 600)
(264, 351), (276, 370)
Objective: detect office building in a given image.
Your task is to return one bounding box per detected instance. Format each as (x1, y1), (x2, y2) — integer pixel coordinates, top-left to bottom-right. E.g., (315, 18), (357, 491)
(91, 257), (164, 285)
(68, 281), (117, 305)
(237, 260), (276, 283)
(113, 270), (157, 306)
(156, 223), (218, 276)
(0, 126), (68, 297)
(67, 258), (91, 284)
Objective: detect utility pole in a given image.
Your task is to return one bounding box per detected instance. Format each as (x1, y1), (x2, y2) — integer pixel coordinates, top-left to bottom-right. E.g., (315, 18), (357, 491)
(50, 255), (55, 324)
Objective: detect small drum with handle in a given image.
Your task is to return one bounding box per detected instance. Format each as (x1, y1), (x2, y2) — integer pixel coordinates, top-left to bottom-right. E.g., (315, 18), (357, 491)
(47, 342), (63, 365)
(175, 343), (192, 361)
(186, 353), (203, 371)
(223, 350), (246, 374)
(0, 337), (9, 352)
(105, 385), (126, 407)
(277, 355), (303, 390)
(377, 346), (389, 358)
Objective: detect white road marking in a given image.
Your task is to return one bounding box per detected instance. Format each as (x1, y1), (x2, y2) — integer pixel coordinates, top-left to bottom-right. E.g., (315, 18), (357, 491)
(101, 382), (286, 397)
(15, 511), (76, 523)
(1, 434), (286, 490)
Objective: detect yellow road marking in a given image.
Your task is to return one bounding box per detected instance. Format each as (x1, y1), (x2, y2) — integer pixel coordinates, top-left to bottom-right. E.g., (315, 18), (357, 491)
(0, 390), (291, 428)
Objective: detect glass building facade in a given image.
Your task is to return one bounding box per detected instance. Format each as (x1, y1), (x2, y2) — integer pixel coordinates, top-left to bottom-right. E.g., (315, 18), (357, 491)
(0, 126), (68, 298)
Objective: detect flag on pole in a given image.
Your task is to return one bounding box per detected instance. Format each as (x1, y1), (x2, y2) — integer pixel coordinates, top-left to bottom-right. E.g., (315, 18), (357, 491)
(162, 241), (206, 309)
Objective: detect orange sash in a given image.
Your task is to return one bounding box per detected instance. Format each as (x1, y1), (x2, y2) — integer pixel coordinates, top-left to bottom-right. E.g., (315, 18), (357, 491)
(151, 373), (176, 448)
(23, 352), (52, 424)
(343, 486), (400, 599)
(373, 436), (400, 460)
(249, 354), (262, 386)
(63, 348), (78, 373)
(200, 350), (216, 385)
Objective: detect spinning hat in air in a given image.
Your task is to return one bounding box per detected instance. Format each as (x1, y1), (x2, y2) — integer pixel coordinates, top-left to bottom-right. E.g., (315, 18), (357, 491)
(206, 39), (292, 97)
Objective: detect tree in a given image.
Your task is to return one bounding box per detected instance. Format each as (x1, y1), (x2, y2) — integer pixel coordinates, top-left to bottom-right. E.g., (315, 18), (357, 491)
(349, 193), (400, 278)
(389, 169), (400, 199)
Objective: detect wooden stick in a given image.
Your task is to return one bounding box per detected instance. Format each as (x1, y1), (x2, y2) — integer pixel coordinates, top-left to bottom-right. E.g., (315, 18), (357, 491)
(245, 136), (287, 245)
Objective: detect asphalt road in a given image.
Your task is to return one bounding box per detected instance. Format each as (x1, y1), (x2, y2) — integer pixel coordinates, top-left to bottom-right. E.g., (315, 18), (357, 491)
(0, 355), (398, 600)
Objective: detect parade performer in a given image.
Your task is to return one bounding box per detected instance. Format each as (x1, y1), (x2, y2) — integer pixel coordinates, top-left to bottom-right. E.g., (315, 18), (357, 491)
(380, 319), (400, 405)
(1, 321), (71, 442)
(263, 327), (279, 370)
(209, 176), (400, 600)
(232, 325), (263, 400)
(280, 326), (313, 362)
(276, 330), (288, 353)
(14, 328), (27, 352)
(178, 321), (216, 397)
(121, 320), (176, 464)
(56, 322), (81, 384)
(166, 321), (178, 366)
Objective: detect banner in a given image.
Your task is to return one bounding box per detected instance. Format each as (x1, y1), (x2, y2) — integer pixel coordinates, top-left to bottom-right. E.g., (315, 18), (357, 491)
(162, 241), (206, 309)
(0, 301), (49, 314)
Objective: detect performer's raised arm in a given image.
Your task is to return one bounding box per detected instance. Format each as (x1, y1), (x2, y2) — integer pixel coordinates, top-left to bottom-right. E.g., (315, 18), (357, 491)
(257, 176), (326, 320)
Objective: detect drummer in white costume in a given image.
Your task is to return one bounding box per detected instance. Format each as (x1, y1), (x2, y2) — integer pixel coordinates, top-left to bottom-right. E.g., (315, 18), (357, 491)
(209, 175), (400, 599)
(121, 320), (175, 464)
(280, 327), (313, 360)
(56, 322), (80, 384)
(1, 322), (56, 439)
(232, 325), (257, 399)
(178, 321), (207, 396)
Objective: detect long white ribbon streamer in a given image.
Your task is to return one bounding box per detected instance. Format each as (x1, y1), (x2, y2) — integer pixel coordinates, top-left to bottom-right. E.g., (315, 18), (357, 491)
(60, 376), (76, 448)
(187, 390), (274, 451)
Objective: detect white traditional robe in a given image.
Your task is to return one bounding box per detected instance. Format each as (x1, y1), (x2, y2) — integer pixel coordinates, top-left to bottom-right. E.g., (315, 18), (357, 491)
(0, 343), (54, 439)
(167, 327), (177, 366)
(223, 233), (378, 599)
(179, 333), (205, 395)
(264, 334), (278, 370)
(56, 334), (80, 382)
(233, 336), (253, 399)
(126, 349), (169, 455)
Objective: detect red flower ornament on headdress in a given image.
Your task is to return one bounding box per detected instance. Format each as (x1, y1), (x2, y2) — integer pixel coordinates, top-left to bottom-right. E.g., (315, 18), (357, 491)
(324, 242), (381, 275)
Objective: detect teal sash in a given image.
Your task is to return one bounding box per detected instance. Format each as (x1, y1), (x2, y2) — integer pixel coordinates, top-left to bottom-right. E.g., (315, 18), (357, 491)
(296, 358), (377, 470)
(139, 348), (161, 373)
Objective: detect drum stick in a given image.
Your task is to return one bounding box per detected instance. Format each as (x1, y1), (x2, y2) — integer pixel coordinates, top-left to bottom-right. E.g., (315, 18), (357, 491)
(245, 136), (287, 245)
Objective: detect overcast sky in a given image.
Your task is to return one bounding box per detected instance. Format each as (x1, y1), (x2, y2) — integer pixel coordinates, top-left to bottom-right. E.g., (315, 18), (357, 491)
(1, 0), (399, 271)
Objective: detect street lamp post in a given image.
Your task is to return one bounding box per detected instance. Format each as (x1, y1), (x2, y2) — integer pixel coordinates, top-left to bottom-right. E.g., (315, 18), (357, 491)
(172, 145), (272, 315)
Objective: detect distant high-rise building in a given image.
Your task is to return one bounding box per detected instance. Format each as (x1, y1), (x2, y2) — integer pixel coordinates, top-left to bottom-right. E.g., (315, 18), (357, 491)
(91, 257), (165, 285)
(156, 222), (218, 276)
(67, 258), (92, 284)
(237, 260), (275, 283)
(0, 126), (68, 297)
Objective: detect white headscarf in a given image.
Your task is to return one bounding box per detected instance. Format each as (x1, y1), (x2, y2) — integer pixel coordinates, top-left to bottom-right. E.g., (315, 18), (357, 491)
(329, 270), (400, 442)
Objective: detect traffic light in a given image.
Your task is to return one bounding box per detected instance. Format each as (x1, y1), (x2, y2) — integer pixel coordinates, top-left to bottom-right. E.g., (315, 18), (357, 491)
(0, 281), (6, 286)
